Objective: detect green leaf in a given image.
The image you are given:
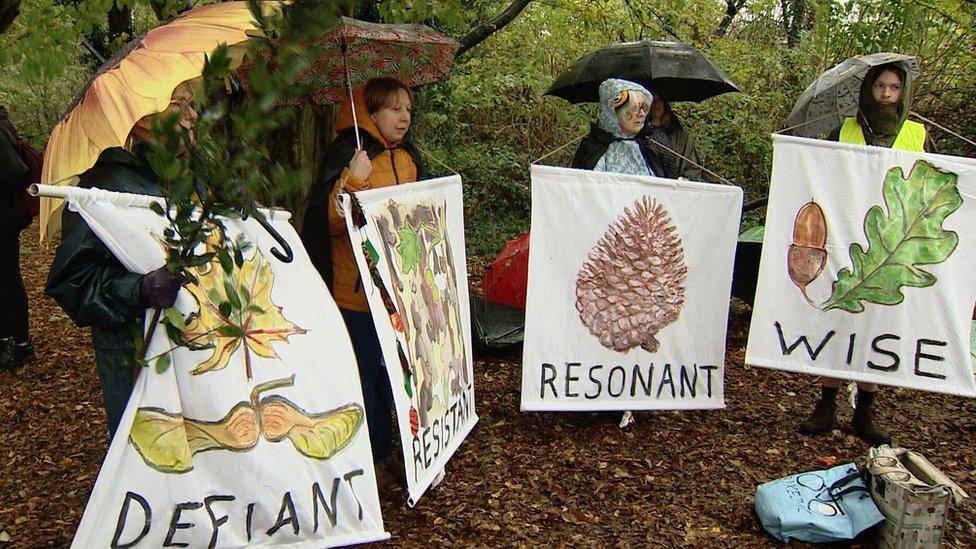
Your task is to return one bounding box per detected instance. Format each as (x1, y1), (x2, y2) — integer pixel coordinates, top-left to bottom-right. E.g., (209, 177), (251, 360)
(155, 352), (172, 374)
(223, 277), (241, 311)
(163, 307), (187, 331)
(218, 325), (245, 338)
(218, 301), (233, 319)
(218, 248), (234, 274)
(822, 161), (962, 313)
(396, 225), (421, 274)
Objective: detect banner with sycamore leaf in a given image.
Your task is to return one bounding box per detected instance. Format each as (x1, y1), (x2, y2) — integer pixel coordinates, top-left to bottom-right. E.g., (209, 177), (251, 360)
(746, 135), (976, 396)
(53, 186), (388, 547)
(341, 175), (478, 507)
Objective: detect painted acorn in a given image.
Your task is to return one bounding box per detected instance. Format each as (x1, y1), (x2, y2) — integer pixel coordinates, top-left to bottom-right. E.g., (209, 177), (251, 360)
(576, 197), (687, 353)
(788, 200), (827, 303)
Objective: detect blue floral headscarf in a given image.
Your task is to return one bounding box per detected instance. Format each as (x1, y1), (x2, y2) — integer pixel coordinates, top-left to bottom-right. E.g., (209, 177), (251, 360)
(594, 79), (653, 176)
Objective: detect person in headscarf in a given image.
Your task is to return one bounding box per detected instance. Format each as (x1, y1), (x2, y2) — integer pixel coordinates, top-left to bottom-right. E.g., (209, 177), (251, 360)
(640, 95), (704, 180)
(798, 62), (934, 447)
(571, 79), (663, 430)
(572, 79), (664, 176)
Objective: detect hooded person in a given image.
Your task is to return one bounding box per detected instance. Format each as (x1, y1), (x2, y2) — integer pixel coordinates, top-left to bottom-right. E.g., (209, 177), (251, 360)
(799, 62), (934, 447)
(570, 79), (663, 430)
(300, 77), (425, 482)
(827, 62), (936, 152)
(571, 79), (664, 177)
(639, 96), (704, 181)
(44, 86), (194, 438)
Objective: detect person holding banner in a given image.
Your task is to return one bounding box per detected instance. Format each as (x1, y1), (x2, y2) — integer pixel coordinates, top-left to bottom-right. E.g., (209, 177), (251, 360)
(300, 77), (424, 486)
(798, 62), (933, 445)
(44, 90), (194, 438)
(570, 78), (665, 428)
(572, 78), (664, 177)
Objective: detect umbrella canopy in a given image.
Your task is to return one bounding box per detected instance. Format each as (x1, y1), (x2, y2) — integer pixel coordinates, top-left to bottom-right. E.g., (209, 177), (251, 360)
(304, 16), (459, 105)
(39, 1), (275, 242)
(785, 52), (920, 137)
(545, 40), (739, 103)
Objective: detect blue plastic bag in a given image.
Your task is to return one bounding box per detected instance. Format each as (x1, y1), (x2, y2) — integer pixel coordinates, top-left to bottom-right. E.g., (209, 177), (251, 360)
(755, 463), (885, 543)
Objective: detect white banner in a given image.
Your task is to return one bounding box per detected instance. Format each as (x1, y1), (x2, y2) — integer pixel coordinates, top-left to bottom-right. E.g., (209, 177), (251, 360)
(520, 165), (742, 411)
(342, 175), (478, 506)
(746, 135), (976, 397)
(61, 187), (387, 548)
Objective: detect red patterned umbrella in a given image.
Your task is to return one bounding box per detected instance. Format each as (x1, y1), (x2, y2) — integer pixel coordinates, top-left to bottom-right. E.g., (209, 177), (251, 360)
(305, 17), (459, 136)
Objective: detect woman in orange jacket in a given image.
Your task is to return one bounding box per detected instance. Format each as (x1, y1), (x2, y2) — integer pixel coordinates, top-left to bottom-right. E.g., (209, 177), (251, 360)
(301, 77), (424, 474)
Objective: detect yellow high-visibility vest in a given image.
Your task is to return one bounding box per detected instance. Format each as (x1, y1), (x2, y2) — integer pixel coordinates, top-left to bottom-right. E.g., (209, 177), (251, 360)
(839, 117), (926, 152)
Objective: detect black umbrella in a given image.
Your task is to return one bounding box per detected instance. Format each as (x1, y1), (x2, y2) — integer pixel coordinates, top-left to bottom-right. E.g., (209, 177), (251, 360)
(546, 40), (739, 103)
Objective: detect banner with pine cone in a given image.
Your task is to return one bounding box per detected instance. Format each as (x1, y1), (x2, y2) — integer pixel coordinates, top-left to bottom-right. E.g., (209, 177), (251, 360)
(746, 135), (976, 396)
(341, 175), (478, 507)
(53, 187), (388, 547)
(520, 165), (742, 411)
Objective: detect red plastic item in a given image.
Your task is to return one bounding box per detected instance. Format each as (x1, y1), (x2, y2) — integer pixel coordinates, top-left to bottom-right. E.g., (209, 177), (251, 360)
(483, 232), (530, 308)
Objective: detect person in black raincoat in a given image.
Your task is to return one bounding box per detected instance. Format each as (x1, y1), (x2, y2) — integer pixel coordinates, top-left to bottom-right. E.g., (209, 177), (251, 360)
(0, 106), (33, 371)
(640, 96), (703, 180)
(45, 95), (194, 438)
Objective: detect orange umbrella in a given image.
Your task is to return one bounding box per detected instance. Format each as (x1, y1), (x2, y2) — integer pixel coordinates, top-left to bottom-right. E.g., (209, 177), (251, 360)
(39, 1), (277, 242)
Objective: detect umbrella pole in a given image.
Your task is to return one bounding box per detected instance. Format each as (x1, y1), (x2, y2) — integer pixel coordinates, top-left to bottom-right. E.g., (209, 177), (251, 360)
(341, 43), (361, 150)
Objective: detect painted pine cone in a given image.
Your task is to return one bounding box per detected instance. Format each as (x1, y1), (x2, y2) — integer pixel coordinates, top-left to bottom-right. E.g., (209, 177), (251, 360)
(575, 197), (687, 353)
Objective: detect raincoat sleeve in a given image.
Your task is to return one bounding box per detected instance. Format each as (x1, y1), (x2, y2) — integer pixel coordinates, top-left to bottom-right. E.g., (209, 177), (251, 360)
(45, 208), (145, 328)
(0, 127), (28, 193)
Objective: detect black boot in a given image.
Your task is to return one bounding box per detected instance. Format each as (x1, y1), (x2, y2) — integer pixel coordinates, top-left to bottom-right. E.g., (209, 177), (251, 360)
(798, 386), (838, 435)
(0, 339), (35, 371)
(851, 390), (891, 446)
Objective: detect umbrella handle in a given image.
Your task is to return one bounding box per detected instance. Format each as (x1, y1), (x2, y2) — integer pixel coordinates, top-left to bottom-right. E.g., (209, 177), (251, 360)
(249, 206), (294, 263)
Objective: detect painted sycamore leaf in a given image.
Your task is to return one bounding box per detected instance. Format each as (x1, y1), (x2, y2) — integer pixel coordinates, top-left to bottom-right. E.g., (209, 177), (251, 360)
(181, 249), (307, 378)
(260, 396), (364, 460)
(822, 160), (962, 313)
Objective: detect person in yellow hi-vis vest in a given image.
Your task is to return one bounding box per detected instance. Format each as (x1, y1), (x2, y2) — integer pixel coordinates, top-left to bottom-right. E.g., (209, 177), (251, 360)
(798, 62), (935, 446)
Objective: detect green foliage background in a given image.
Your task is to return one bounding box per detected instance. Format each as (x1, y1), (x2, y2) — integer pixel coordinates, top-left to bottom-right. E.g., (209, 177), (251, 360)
(2, 0), (974, 259)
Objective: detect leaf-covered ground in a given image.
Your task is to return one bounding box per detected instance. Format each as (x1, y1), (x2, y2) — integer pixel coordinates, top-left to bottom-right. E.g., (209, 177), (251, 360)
(2, 221), (975, 547)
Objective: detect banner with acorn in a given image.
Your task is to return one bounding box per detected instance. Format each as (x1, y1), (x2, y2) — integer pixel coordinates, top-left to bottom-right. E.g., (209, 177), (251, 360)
(746, 135), (976, 397)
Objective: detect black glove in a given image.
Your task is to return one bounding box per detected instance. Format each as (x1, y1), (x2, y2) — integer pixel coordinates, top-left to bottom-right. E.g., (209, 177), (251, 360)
(139, 268), (182, 309)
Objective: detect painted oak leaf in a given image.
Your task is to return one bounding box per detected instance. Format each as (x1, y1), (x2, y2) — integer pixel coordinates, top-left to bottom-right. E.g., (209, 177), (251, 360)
(822, 160), (962, 313)
(181, 249), (307, 379)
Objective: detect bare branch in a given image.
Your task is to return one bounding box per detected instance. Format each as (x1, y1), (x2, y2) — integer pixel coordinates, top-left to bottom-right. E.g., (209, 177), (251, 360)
(456, 0), (532, 58)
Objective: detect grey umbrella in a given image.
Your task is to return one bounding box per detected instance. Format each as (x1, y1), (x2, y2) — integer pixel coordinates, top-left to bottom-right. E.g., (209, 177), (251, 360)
(785, 52), (921, 137)
(545, 40), (739, 103)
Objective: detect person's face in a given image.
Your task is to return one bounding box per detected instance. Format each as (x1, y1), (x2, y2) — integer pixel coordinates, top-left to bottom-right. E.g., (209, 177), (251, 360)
(650, 98), (665, 126)
(371, 89), (412, 145)
(871, 70), (903, 106)
(615, 93), (648, 136)
(129, 85), (199, 150)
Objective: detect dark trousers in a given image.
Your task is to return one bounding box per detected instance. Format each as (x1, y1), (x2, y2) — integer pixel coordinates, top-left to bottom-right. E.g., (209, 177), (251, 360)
(0, 229), (28, 342)
(94, 345), (135, 438)
(341, 309), (394, 461)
